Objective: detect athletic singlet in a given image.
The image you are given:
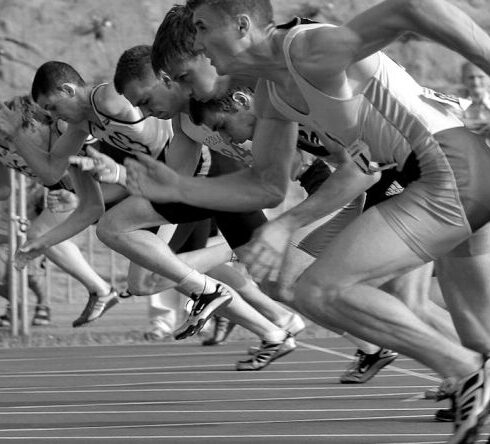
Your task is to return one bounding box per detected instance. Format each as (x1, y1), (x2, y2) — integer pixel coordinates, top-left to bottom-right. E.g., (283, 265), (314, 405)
(88, 83), (173, 159)
(179, 113), (254, 166)
(266, 23), (464, 173)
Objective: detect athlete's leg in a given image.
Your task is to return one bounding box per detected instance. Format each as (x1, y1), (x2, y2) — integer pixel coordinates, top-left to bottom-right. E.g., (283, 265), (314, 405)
(382, 262), (460, 343)
(435, 226), (490, 355)
(294, 206), (481, 379)
(28, 208), (111, 296)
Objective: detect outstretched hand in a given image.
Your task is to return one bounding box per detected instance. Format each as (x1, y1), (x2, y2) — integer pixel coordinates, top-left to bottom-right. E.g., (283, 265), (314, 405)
(240, 218), (295, 283)
(124, 152), (181, 203)
(69, 146), (121, 183)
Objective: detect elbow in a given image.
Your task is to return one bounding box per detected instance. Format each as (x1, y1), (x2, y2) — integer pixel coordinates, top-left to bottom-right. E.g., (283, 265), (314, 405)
(261, 183), (287, 209)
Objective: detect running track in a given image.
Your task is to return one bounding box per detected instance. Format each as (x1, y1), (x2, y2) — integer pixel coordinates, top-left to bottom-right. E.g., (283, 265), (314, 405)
(0, 336), (488, 444)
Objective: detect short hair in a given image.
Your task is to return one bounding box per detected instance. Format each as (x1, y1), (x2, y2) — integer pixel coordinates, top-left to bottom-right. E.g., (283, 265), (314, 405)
(31, 61), (85, 102)
(189, 86), (253, 125)
(186, 0), (274, 27)
(114, 45), (153, 94)
(151, 4), (198, 75)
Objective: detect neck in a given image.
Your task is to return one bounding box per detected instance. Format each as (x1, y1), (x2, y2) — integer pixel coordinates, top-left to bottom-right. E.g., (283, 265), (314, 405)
(225, 28), (290, 86)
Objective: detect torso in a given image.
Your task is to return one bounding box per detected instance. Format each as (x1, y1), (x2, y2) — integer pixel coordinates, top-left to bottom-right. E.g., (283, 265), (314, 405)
(88, 83), (173, 159)
(266, 23), (464, 173)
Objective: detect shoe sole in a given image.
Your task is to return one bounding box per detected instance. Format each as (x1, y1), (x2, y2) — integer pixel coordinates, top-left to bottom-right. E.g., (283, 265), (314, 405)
(340, 354), (398, 384)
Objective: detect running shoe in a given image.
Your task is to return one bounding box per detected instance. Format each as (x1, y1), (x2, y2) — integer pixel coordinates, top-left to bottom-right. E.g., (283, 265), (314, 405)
(31, 304), (50, 326)
(248, 312), (305, 355)
(425, 377), (458, 401)
(202, 316), (236, 346)
(236, 333), (296, 371)
(448, 355), (490, 444)
(174, 284), (233, 340)
(72, 288), (119, 328)
(435, 399), (456, 422)
(340, 348), (398, 383)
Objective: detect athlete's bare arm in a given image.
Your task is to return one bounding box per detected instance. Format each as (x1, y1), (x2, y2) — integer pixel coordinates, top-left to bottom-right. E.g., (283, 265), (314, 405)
(16, 166), (104, 265)
(33, 123), (89, 185)
(165, 117), (202, 176)
(306, 0), (490, 76)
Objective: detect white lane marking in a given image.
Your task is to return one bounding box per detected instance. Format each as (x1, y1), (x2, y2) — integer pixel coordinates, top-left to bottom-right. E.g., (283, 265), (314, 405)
(0, 376), (434, 392)
(0, 407), (439, 414)
(0, 434), (453, 441)
(0, 414), (439, 432)
(0, 392), (425, 410)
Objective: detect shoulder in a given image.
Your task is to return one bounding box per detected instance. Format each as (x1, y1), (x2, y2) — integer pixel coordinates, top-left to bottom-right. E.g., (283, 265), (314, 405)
(289, 24), (360, 76)
(93, 82), (133, 118)
(254, 79), (290, 120)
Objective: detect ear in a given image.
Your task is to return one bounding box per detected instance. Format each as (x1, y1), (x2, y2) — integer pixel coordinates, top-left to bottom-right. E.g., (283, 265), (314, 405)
(236, 14), (251, 36)
(60, 83), (77, 97)
(156, 70), (172, 88)
(231, 91), (251, 109)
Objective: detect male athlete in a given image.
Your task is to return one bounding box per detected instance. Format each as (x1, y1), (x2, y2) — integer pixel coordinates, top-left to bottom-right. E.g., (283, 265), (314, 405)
(124, 1), (490, 441)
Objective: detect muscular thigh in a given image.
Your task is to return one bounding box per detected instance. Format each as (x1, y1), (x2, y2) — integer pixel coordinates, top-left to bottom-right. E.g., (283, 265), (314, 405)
(304, 206), (426, 287)
(99, 196), (168, 232)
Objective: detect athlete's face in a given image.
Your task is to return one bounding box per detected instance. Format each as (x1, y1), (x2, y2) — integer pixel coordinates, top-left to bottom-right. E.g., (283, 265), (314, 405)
(36, 89), (85, 124)
(202, 104), (256, 144)
(123, 74), (187, 120)
(192, 5), (245, 76)
(167, 56), (219, 102)
(463, 65), (489, 100)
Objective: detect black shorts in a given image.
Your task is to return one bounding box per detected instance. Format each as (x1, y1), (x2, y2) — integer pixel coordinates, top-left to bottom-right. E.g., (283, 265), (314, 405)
(169, 220), (211, 253)
(298, 159), (331, 196)
(151, 151), (267, 249)
(364, 152), (420, 210)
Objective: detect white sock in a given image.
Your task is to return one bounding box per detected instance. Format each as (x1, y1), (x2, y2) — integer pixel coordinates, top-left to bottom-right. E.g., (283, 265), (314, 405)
(176, 270), (217, 298)
(263, 329), (288, 343)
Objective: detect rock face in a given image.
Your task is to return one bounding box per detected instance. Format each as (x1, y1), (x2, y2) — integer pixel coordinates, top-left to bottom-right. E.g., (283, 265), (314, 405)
(0, 0), (489, 98)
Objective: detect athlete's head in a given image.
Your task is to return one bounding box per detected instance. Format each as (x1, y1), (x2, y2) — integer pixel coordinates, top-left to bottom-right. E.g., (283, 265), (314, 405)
(462, 62), (489, 102)
(152, 4), (221, 101)
(31, 61), (87, 123)
(189, 87), (256, 144)
(114, 45), (189, 120)
(186, 0), (274, 75)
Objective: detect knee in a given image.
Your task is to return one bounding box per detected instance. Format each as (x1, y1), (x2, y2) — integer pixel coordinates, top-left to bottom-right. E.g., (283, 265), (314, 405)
(96, 213), (120, 245)
(294, 272), (343, 315)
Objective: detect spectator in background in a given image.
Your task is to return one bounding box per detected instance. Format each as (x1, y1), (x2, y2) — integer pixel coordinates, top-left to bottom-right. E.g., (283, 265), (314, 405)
(460, 62), (490, 142)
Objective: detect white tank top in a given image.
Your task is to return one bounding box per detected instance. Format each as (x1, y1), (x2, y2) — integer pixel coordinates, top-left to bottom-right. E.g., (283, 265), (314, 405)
(267, 24), (463, 172)
(179, 113), (254, 167)
(88, 83), (173, 158)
